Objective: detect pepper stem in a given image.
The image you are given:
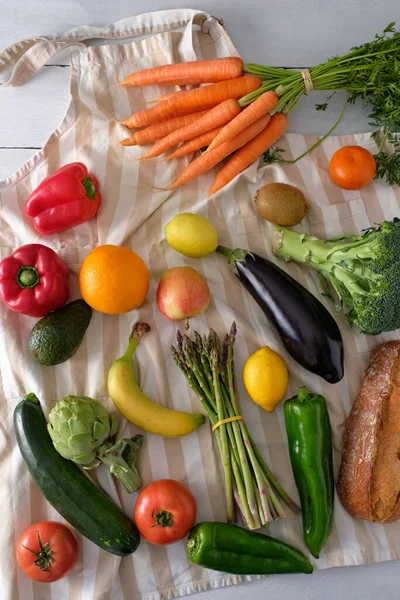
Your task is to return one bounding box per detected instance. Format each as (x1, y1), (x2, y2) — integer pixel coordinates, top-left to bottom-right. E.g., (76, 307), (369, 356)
(16, 266), (40, 288)
(152, 510), (173, 528)
(82, 176), (97, 200)
(22, 531), (54, 573)
(186, 535), (197, 557)
(297, 386), (311, 403)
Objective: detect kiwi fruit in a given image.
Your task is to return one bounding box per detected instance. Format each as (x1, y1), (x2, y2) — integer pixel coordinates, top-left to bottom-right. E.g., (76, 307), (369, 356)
(255, 182), (308, 226)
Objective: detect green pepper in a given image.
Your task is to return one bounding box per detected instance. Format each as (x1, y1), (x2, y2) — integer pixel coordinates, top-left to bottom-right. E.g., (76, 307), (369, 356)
(284, 386), (334, 558)
(187, 522), (313, 575)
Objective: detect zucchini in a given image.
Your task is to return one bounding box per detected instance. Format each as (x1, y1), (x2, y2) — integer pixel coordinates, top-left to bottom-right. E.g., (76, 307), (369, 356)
(14, 393), (140, 556)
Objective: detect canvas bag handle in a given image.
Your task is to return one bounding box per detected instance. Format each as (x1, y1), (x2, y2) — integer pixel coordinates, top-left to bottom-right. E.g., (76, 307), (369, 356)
(0, 9), (229, 87)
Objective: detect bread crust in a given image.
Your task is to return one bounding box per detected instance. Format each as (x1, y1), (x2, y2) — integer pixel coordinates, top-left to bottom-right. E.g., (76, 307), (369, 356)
(337, 341), (400, 523)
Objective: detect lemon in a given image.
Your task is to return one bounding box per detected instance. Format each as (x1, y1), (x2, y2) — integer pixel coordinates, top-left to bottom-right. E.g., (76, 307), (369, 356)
(243, 346), (288, 412)
(165, 213), (218, 258)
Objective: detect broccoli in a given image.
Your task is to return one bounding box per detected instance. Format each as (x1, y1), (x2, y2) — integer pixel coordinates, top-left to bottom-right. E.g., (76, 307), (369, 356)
(272, 219), (400, 335)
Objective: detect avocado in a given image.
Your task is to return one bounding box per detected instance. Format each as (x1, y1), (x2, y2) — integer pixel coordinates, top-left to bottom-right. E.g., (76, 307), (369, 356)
(28, 300), (92, 366)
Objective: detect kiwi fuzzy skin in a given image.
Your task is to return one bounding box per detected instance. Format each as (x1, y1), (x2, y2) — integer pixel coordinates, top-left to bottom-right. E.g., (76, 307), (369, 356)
(255, 183), (308, 227)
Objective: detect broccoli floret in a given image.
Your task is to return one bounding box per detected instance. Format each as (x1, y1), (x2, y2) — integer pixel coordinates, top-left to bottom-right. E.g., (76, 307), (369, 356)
(272, 219), (400, 335)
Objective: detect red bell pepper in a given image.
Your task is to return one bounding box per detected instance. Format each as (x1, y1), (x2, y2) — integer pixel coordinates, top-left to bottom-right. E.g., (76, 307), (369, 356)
(0, 244), (70, 317)
(24, 162), (101, 235)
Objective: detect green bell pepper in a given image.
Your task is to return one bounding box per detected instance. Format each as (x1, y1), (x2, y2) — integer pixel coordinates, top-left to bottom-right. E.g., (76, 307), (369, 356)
(187, 522), (313, 575)
(284, 386), (334, 558)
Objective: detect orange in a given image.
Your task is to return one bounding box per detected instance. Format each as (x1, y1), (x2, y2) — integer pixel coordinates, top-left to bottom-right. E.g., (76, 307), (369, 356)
(79, 245), (149, 314)
(329, 145), (376, 190)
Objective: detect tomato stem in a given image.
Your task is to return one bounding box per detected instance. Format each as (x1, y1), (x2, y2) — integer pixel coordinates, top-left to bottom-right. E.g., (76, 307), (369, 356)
(23, 531), (55, 573)
(151, 510), (173, 528)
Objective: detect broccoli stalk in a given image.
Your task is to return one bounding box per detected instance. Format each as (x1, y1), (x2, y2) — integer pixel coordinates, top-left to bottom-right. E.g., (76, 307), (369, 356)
(272, 219), (400, 336)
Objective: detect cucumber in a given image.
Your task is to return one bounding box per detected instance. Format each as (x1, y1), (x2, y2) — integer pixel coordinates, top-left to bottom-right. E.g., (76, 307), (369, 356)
(14, 393), (140, 556)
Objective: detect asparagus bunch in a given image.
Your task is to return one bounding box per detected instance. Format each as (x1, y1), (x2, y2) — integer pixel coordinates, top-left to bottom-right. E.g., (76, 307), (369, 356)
(171, 322), (300, 530)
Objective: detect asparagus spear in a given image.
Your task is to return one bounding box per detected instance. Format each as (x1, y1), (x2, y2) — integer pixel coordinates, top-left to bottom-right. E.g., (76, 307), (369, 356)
(171, 322), (299, 529)
(211, 347), (235, 523)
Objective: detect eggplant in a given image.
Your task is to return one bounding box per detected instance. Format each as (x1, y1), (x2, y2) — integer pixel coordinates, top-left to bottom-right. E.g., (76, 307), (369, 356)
(217, 246), (344, 383)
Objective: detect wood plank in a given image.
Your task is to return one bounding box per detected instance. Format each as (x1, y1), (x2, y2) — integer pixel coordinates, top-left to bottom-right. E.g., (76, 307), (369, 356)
(0, 0), (396, 67)
(0, 66), (71, 147)
(0, 149), (37, 180)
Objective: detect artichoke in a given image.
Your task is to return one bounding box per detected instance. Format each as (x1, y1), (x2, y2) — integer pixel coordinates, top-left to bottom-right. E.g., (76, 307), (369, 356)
(48, 396), (144, 493)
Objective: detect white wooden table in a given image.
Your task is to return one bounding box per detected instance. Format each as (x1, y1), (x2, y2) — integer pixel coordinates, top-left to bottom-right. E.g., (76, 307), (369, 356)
(1, 1), (399, 598)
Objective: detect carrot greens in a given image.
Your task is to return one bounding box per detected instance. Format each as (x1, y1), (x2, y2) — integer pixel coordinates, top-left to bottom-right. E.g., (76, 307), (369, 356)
(242, 23), (400, 185)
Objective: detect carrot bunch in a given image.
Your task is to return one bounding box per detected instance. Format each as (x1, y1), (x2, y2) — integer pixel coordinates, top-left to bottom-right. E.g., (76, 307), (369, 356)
(118, 57), (288, 195)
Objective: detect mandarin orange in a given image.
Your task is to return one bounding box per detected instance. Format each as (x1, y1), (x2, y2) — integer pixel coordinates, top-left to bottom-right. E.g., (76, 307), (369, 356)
(329, 145), (376, 190)
(79, 245), (149, 314)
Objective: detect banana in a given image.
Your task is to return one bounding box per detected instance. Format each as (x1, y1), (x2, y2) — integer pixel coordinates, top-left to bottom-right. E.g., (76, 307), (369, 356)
(108, 323), (205, 437)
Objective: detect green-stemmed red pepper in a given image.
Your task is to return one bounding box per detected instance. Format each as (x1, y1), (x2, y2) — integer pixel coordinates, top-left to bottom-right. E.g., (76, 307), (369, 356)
(187, 522), (313, 575)
(24, 162), (101, 235)
(0, 244), (69, 317)
(284, 386), (334, 558)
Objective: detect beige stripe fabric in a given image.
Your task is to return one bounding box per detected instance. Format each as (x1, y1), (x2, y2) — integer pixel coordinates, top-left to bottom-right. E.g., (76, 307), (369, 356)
(1, 10), (400, 600)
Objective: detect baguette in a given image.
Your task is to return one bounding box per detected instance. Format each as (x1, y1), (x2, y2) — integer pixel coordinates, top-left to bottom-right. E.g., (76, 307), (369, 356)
(337, 340), (400, 523)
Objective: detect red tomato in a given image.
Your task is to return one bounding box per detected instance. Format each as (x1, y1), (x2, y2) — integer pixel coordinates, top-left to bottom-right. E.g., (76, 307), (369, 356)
(16, 521), (79, 582)
(134, 479), (197, 546)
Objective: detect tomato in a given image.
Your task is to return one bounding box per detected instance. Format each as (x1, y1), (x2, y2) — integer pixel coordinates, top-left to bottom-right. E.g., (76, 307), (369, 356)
(134, 479), (197, 546)
(16, 521), (79, 582)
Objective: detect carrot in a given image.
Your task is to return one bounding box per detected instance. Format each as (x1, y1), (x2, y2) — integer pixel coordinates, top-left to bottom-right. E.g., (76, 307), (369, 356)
(155, 90), (183, 103)
(120, 110), (209, 146)
(121, 75), (261, 129)
(140, 99), (241, 159)
(156, 87), (211, 103)
(163, 115), (270, 190)
(118, 57), (243, 87)
(165, 125), (225, 160)
(119, 105), (214, 130)
(208, 91), (278, 150)
(126, 90), (188, 105)
(208, 112), (288, 196)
